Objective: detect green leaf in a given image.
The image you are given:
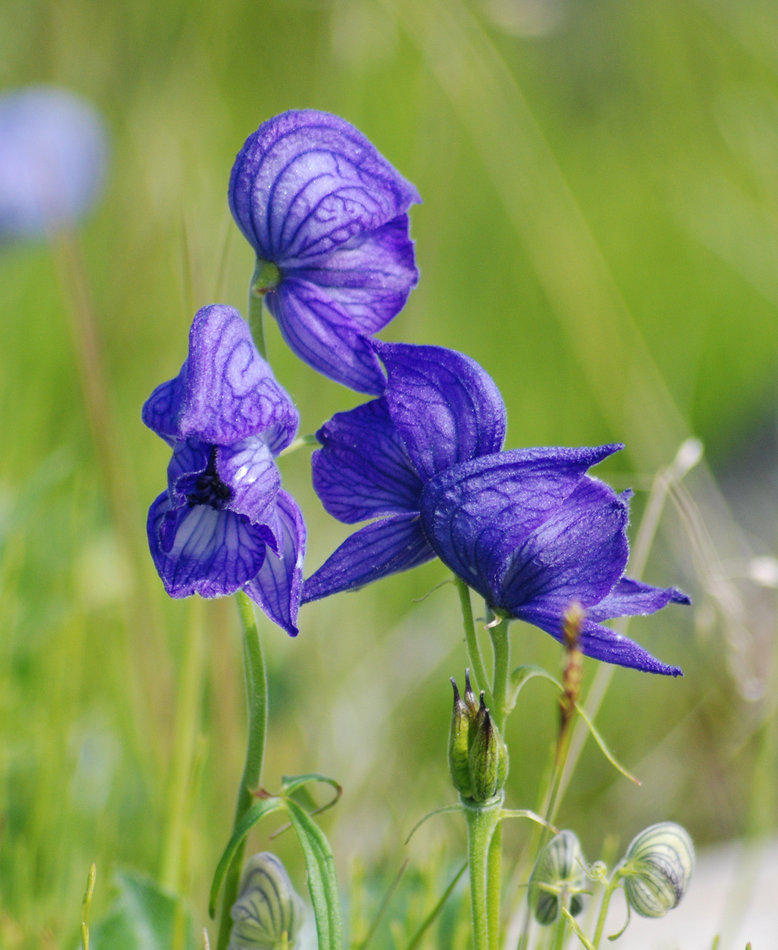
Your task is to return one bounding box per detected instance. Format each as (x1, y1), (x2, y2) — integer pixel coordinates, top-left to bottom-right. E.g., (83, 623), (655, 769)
(90, 870), (195, 950)
(208, 797), (286, 916)
(281, 772), (342, 814)
(285, 798), (343, 950)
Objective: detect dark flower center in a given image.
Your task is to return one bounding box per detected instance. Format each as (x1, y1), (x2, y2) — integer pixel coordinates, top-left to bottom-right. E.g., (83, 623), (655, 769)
(186, 447), (233, 509)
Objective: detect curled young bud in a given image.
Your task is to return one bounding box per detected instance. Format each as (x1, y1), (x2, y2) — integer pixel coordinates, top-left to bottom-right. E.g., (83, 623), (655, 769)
(621, 822), (694, 918)
(448, 677), (474, 798)
(229, 852), (306, 950)
(528, 830), (586, 925)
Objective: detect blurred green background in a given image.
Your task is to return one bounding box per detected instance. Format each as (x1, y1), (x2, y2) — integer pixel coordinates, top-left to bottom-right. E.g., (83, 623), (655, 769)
(2, 0), (777, 946)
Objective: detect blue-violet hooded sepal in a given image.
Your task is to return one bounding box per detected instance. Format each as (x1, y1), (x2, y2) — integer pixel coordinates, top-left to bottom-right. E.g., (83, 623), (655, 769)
(228, 110), (421, 394)
(143, 304), (306, 635)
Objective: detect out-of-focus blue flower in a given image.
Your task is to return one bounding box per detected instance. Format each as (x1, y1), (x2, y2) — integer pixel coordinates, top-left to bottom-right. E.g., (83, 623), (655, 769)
(229, 110), (420, 394)
(303, 342), (688, 674)
(143, 305), (306, 635)
(0, 85), (109, 240)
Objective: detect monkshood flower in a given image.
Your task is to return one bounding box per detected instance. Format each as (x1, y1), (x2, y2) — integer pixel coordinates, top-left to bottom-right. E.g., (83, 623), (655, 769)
(303, 342), (689, 674)
(143, 305), (306, 635)
(229, 109), (420, 394)
(0, 85), (109, 241)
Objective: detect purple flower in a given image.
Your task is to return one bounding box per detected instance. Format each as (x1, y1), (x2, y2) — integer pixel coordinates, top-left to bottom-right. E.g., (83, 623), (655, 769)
(228, 110), (420, 394)
(143, 305), (306, 635)
(303, 342), (689, 675)
(0, 85), (109, 240)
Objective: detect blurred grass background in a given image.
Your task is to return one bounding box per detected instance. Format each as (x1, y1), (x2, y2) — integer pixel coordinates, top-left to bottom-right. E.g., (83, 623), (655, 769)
(1, 0), (777, 946)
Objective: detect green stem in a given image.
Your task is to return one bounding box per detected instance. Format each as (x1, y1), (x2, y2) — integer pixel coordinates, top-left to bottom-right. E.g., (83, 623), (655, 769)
(215, 591), (269, 950)
(464, 797), (503, 950)
(248, 261), (268, 359)
(485, 617), (510, 948)
(591, 873), (622, 949)
(454, 576), (492, 705)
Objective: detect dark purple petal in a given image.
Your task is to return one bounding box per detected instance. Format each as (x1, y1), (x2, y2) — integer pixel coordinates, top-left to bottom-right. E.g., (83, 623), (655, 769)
(515, 605), (683, 676)
(312, 398), (422, 524)
(147, 492), (268, 599)
(420, 445), (623, 597)
(586, 577), (690, 622)
(285, 216), (418, 335)
(143, 305), (299, 448)
(266, 279), (387, 394)
(302, 515), (434, 603)
(499, 481), (629, 612)
(374, 342), (507, 481)
(244, 490), (306, 636)
(228, 110), (420, 262)
(216, 438), (281, 527)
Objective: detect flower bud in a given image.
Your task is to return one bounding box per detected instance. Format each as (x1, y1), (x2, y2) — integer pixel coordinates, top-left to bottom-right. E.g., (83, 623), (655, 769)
(467, 693), (508, 803)
(621, 822), (694, 918)
(229, 852), (306, 950)
(448, 673), (508, 803)
(528, 830), (586, 925)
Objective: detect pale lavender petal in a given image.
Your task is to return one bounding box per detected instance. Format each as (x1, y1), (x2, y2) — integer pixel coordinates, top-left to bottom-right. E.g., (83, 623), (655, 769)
(266, 279), (387, 394)
(148, 492), (268, 599)
(587, 577), (690, 622)
(374, 342), (507, 480)
(515, 605), (683, 676)
(228, 110), (420, 262)
(420, 446), (623, 597)
(500, 481), (630, 612)
(245, 491), (306, 636)
(302, 515), (434, 603)
(312, 398), (422, 523)
(286, 216), (418, 334)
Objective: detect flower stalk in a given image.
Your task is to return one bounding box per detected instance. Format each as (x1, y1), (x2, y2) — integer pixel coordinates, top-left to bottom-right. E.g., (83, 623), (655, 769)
(215, 591), (269, 950)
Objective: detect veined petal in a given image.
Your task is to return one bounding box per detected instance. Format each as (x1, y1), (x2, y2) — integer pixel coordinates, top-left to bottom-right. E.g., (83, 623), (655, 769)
(374, 342), (508, 480)
(515, 606), (683, 676)
(266, 278), (387, 394)
(147, 492), (268, 599)
(245, 490), (306, 636)
(587, 577), (691, 622)
(228, 110), (420, 262)
(499, 480), (630, 612)
(312, 398), (422, 523)
(420, 446), (623, 597)
(144, 305), (299, 447)
(216, 438), (280, 525)
(284, 216), (418, 334)
(302, 514), (434, 603)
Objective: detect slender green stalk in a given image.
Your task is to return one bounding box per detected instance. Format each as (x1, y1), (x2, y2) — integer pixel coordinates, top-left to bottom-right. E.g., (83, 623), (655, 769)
(215, 591), (269, 950)
(248, 261), (269, 358)
(454, 576), (492, 705)
(591, 873), (622, 949)
(485, 617), (510, 948)
(464, 798), (502, 950)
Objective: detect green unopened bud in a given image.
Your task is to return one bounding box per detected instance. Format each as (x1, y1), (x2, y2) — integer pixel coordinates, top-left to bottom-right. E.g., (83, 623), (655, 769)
(468, 692), (508, 803)
(229, 852), (306, 950)
(621, 822), (694, 918)
(528, 830), (586, 925)
(448, 676), (474, 797)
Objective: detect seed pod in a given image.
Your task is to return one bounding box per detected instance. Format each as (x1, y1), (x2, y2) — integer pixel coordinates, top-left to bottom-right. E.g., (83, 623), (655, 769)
(229, 852), (306, 950)
(528, 830), (586, 925)
(621, 822), (694, 918)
